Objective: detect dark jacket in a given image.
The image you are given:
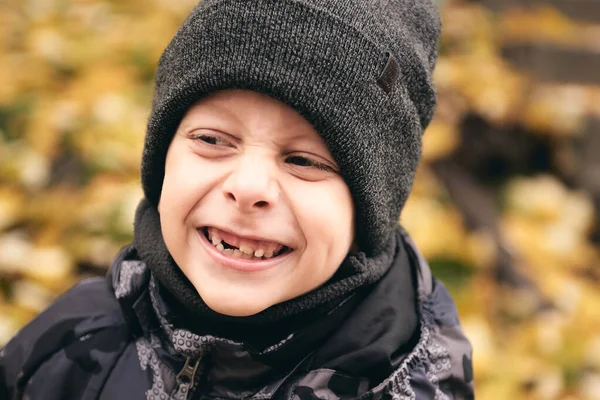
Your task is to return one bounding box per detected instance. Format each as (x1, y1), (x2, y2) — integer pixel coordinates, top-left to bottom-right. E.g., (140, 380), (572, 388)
(0, 233), (474, 400)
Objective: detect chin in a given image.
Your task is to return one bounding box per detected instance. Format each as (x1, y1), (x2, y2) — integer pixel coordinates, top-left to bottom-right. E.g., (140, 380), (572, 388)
(200, 291), (275, 317)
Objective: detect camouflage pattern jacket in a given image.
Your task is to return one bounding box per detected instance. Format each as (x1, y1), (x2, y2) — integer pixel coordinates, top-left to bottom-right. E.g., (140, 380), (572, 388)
(0, 234), (474, 400)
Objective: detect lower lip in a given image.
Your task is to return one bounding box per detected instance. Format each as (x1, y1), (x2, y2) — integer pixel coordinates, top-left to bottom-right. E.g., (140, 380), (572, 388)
(197, 229), (291, 272)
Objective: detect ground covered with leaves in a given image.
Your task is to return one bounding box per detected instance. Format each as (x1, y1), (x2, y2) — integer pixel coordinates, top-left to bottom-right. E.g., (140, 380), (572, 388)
(1, 1), (599, 398)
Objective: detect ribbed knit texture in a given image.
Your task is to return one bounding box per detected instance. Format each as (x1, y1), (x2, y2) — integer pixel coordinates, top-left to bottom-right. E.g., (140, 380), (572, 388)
(141, 0), (441, 256)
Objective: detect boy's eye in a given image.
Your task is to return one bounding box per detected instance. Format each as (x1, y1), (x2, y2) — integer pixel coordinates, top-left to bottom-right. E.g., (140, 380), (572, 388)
(285, 155), (335, 173)
(286, 155), (313, 167)
(189, 132), (234, 147)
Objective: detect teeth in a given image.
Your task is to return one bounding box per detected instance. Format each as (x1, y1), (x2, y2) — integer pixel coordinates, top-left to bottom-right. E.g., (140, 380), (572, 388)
(206, 227), (288, 260)
(232, 250), (243, 258)
(217, 246), (281, 260)
(209, 228), (222, 245)
(239, 245), (254, 255)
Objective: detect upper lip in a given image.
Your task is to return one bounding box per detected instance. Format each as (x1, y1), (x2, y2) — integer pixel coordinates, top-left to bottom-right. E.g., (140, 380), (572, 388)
(199, 225), (292, 248)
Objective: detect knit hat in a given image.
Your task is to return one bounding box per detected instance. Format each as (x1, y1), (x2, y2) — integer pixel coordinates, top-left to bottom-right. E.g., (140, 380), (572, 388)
(141, 0), (441, 256)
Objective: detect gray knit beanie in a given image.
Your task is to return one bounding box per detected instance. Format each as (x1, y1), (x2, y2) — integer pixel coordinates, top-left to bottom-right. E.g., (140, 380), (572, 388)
(141, 0), (441, 256)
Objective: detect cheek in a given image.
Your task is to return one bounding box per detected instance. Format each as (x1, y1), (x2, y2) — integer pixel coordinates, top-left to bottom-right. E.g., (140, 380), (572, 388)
(290, 178), (355, 256)
(161, 150), (217, 215)
(159, 146), (222, 243)
(160, 157), (191, 220)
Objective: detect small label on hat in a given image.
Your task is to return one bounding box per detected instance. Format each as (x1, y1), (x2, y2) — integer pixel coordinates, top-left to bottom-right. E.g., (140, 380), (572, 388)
(377, 52), (399, 94)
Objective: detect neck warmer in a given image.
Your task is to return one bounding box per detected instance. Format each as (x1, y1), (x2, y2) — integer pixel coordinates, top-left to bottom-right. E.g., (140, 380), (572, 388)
(132, 198), (414, 345)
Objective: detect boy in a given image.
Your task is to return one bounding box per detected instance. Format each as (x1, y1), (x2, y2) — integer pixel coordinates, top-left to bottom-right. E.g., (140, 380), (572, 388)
(0, 0), (474, 399)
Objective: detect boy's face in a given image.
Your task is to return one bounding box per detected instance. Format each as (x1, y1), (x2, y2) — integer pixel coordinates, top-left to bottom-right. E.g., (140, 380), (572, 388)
(158, 89), (355, 317)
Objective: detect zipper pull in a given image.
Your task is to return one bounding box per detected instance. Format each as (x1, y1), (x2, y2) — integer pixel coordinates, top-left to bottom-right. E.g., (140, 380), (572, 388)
(173, 357), (200, 399)
(177, 357), (200, 387)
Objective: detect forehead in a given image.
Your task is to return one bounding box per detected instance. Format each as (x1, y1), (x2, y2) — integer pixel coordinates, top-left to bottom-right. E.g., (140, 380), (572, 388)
(179, 89), (328, 144)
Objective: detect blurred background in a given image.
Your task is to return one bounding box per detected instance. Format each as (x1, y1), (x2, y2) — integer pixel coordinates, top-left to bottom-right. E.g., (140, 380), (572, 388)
(1, 0), (600, 398)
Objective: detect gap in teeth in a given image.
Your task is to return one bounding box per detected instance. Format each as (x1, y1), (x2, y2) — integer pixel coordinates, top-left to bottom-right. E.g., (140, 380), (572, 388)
(206, 227), (286, 260)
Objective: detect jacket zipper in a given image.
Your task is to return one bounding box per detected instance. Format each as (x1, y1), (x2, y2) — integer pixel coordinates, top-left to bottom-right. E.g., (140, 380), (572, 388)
(172, 357), (200, 399)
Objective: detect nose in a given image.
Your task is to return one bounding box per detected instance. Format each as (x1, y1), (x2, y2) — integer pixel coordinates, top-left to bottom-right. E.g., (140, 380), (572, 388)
(221, 153), (279, 213)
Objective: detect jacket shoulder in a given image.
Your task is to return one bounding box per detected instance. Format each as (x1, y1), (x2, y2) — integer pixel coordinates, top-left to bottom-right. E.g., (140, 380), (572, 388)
(388, 234), (474, 399)
(0, 277), (130, 399)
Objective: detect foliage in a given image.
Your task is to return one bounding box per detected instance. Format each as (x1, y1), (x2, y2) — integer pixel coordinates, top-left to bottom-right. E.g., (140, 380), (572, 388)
(1, 1), (599, 398)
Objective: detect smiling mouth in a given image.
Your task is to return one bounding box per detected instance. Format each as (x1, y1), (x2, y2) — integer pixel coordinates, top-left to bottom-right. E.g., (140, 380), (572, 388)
(200, 227), (292, 260)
